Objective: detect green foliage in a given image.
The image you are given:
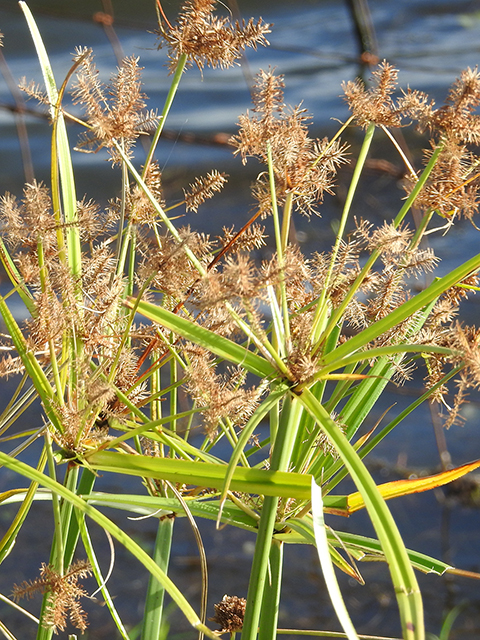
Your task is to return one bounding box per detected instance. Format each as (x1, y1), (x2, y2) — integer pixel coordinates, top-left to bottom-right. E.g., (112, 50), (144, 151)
(0, 2), (480, 639)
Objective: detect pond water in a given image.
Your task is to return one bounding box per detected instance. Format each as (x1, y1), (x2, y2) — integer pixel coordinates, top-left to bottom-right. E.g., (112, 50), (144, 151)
(0, 1), (480, 638)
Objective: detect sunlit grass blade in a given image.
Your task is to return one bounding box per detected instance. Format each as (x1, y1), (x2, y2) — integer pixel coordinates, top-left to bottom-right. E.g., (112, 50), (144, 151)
(0, 377), (40, 440)
(283, 515), (456, 578)
(62, 467), (96, 572)
(0, 488), (347, 528)
(127, 298), (277, 379)
(276, 519), (455, 577)
(10, 490), (262, 532)
(76, 511), (130, 640)
(19, 2), (81, 283)
(82, 449), (314, 500)
(297, 388), (424, 640)
(281, 517), (364, 583)
(36, 464), (80, 640)
(0, 451), (217, 639)
(275, 629), (401, 639)
(0, 619), (18, 640)
(328, 530), (454, 577)
(311, 477), (360, 640)
(347, 458), (480, 513)
(0, 294), (62, 433)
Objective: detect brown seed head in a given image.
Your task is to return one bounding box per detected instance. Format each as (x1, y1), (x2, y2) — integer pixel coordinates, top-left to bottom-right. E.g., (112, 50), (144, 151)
(210, 594), (247, 633)
(158, 0), (270, 73)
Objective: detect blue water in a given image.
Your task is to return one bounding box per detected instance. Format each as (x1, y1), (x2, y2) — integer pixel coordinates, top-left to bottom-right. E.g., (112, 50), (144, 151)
(0, 1), (480, 638)
(1, 1), (480, 167)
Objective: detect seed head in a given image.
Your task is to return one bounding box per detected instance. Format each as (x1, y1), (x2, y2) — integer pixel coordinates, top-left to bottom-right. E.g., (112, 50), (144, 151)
(157, 0), (270, 73)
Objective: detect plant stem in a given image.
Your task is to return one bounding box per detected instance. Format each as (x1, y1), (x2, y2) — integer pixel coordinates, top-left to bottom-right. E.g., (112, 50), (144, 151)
(311, 122), (375, 347)
(321, 141), (445, 343)
(258, 539), (284, 640)
(297, 389), (424, 640)
(267, 141), (291, 346)
(45, 431), (63, 574)
(143, 53), (188, 176)
(241, 397), (303, 640)
(141, 517), (174, 640)
(280, 193), (294, 253)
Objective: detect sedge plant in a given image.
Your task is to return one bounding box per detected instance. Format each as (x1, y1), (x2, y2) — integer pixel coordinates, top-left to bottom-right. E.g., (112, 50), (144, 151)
(0, 2), (480, 639)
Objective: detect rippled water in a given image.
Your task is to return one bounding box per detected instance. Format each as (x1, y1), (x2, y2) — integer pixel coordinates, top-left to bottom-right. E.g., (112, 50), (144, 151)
(0, 1), (480, 638)
(1, 1), (480, 167)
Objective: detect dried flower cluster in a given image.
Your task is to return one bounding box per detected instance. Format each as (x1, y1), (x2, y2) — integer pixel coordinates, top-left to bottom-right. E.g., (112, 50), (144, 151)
(71, 49), (159, 162)
(2, 2), (480, 635)
(6, 56), (480, 444)
(0, 180), (150, 449)
(340, 62), (480, 418)
(418, 304), (480, 427)
(157, 0), (271, 72)
(184, 170), (228, 213)
(210, 594), (247, 633)
(342, 61), (404, 129)
(185, 345), (267, 439)
(12, 561), (93, 633)
(344, 62), (480, 223)
(231, 68), (349, 217)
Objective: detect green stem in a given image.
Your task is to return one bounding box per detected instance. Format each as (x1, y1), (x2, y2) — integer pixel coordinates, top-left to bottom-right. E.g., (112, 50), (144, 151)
(143, 53), (188, 176)
(241, 397), (303, 640)
(169, 350), (177, 434)
(409, 209), (434, 251)
(63, 467), (96, 567)
(267, 142), (282, 261)
(114, 142), (205, 273)
(141, 517), (174, 640)
(321, 141), (445, 344)
(37, 239), (64, 406)
(311, 123), (375, 345)
(328, 123), (375, 282)
(267, 142), (290, 347)
(45, 431), (63, 574)
(280, 193), (294, 253)
(258, 539), (284, 640)
(242, 494), (280, 640)
(127, 224), (137, 298)
(297, 388), (424, 640)
(115, 159), (132, 280)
